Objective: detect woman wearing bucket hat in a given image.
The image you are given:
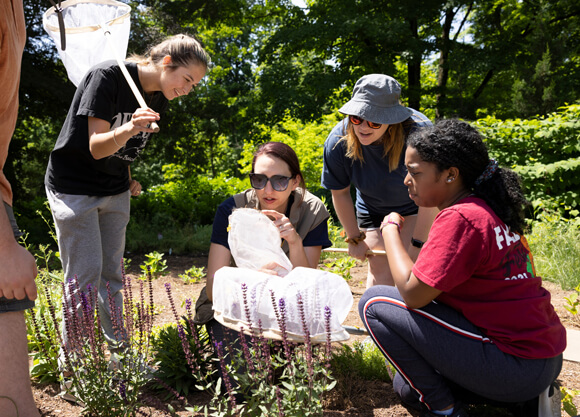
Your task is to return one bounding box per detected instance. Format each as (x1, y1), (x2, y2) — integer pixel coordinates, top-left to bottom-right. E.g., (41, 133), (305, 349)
(322, 74), (438, 288)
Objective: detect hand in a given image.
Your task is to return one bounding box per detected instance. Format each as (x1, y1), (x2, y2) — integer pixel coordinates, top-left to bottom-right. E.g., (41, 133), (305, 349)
(0, 240), (38, 300)
(130, 107), (160, 134)
(129, 179), (142, 196)
(259, 261), (290, 276)
(381, 212), (405, 233)
(261, 209), (300, 245)
(348, 239), (370, 261)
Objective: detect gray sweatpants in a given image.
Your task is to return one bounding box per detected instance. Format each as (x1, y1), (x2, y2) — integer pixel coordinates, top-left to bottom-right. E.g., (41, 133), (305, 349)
(46, 188), (130, 346)
(359, 285), (562, 412)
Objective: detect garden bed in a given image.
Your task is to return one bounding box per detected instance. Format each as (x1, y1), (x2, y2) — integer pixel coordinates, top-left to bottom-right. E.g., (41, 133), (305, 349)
(31, 254), (580, 416)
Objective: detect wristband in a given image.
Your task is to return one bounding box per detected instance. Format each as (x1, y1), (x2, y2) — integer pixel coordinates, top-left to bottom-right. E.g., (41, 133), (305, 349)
(411, 237), (424, 248)
(345, 231), (366, 245)
(112, 128), (122, 147)
(380, 220), (401, 233)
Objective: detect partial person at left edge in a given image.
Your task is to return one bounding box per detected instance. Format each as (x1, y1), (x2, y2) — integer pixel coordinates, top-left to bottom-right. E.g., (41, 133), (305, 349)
(0, 1), (41, 416)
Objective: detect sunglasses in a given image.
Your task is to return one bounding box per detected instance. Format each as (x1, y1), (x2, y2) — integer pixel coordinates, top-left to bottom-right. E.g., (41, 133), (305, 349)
(249, 173), (293, 191)
(349, 115), (382, 129)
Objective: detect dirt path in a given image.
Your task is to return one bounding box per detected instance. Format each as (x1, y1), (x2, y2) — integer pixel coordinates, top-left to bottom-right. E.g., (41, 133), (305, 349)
(32, 254), (580, 416)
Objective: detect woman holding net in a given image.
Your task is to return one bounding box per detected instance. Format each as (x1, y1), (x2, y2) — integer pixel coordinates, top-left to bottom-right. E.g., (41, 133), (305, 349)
(45, 34), (211, 369)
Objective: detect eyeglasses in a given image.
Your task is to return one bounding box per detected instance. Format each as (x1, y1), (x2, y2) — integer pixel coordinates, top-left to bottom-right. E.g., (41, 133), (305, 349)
(249, 173), (293, 191)
(349, 115), (382, 129)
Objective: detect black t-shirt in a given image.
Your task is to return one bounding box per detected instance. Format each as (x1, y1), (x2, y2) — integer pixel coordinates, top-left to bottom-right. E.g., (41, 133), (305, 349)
(45, 60), (168, 196)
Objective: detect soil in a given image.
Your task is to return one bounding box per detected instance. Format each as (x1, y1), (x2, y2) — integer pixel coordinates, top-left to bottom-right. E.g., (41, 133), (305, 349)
(31, 254), (580, 417)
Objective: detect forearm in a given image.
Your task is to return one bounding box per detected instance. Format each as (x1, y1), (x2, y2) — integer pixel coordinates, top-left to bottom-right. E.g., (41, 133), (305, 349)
(287, 240), (314, 269)
(382, 224), (414, 286)
(205, 243), (232, 301)
(89, 122), (135, 160)
(331, 189), (360, 239)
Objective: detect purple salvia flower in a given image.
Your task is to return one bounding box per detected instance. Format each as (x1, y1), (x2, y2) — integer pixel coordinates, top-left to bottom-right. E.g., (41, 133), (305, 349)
(324, 305), (332, 368)
(215, 341), (237, 410)
(256, 319), (272, 381)
(177, 324), (200, 374)
(241, 283), (252, 324)
(106, 281), (124, 343)
(164, 282), (181, 323)
(119, 380), (127, 402)
(238, 327), (255, 375)
(43, 285), (63, 346)
(297, 293), (314, 383)
(276, 386), (285, 416)
(147, 269), (155, 333)
(277, 297), (294, 375)
(185, 298), (193, 323)
(123, 273), (134, 337)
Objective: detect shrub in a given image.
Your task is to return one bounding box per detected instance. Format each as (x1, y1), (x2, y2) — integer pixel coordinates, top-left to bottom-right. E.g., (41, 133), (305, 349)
(150, 321), (212, 399)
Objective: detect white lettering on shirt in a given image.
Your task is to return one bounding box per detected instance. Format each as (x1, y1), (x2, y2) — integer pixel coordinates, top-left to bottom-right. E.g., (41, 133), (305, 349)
(494, 225), (521, 250)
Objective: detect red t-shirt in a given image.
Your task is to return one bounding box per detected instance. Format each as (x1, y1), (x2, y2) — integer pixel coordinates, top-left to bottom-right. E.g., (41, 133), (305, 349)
(413, 196), (566, 359)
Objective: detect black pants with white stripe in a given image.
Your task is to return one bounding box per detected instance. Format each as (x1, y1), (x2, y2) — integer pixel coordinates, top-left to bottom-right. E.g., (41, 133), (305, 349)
(359, 285), (562, 412)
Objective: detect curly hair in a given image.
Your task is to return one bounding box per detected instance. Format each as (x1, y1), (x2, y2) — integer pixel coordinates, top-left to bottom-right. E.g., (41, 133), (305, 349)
(408, 119), (529, 233)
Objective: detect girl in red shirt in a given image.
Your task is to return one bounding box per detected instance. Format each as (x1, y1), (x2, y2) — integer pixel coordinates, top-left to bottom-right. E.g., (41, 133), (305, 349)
(359, 119), (566, 417)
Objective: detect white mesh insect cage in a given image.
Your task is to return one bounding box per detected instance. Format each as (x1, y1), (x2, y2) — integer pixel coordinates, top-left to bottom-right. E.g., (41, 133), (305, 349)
(213, 208), (353, 342)
(43, 0), (131, 87)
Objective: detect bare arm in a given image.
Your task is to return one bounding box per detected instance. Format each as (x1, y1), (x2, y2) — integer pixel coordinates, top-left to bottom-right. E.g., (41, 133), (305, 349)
(205, 243), (232, 301)
(88, 107), (159, 160)
(382, 213), (441, 309)
(0, 190), (37, 301)
(331, 187), (368, 261)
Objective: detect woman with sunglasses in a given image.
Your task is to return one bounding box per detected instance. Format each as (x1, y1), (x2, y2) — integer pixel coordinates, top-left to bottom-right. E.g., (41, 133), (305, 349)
(194, 141), (332, 325)
(322, 74), (438, 288)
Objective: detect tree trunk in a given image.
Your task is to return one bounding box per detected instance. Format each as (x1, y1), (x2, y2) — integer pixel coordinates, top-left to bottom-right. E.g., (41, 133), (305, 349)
(436, 7), (456, 119)
(407, 17), (421, 111)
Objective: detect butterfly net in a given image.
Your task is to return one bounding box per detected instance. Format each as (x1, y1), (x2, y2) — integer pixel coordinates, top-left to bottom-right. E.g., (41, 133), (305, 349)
(43, 0), (131, 87)
(212, 208), (353, 343)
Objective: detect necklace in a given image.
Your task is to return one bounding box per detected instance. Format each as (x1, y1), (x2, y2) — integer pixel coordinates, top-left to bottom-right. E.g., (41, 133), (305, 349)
(448, 190), (472, 207)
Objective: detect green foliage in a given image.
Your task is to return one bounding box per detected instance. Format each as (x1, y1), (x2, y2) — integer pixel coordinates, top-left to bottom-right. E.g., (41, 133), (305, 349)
(330, 340), (392, 384)
(476, 104), (580, 217)
(140, 251), (168, 279)
(562, 386), (580, 417)
(564, 284), (580, 319)
(321, 257), (357, 281)
(237, 113), (338, 193)
(150, 321), (212, 399)
(179, 265), (206, 284)
(24, 244), (63, 384)
(130, 167), (247, 228)
(526, 211), (580, 290)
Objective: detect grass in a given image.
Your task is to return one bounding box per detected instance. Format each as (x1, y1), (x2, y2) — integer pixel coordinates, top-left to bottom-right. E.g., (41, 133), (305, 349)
(527, 214), (580, 290)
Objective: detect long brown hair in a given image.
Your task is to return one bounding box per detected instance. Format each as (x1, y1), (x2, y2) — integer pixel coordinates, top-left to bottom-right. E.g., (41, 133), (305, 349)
(342, 121), (406, 171)
(128, 34), (211, 71)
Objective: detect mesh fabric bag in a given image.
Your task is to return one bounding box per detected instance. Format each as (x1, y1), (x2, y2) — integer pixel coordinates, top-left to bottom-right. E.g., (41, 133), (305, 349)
(43, 0), (131, 86)
(213, 208), (352, 342)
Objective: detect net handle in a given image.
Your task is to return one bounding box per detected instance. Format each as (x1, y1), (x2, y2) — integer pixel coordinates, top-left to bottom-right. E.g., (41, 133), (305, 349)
(47, 0), (66, 50)
(101, 24), (160, 133)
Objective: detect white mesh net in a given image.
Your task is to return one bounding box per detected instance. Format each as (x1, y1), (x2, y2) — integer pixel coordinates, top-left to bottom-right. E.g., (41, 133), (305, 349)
(43, 0), (131, 86)
(213, 208), (353, 342)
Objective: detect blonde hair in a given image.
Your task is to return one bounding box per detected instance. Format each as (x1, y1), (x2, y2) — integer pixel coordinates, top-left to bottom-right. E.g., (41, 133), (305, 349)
(341, 121), (407, 172)
(128, 34), (211, 70)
